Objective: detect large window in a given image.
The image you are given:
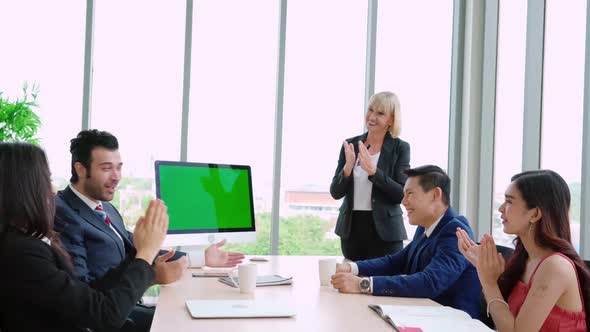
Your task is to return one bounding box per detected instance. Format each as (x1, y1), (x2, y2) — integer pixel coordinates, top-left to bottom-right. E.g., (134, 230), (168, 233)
(492, 0), (527, 247)
(541, 0), (587, 251)
(91, 0), (185, 227)
(8, 0), (585, 257)
(374, 0), (454, 240)
(0, 0), (85, 186)
(187, 1), (279, 254)
(279, 0), (367, 255)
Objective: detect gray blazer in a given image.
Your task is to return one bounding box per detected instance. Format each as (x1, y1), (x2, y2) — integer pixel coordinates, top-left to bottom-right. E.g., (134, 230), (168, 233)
(330, 132), (410, 241)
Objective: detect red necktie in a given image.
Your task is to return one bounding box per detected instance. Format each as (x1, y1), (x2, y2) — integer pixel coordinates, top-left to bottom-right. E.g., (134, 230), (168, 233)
(95, 205), (111, 225)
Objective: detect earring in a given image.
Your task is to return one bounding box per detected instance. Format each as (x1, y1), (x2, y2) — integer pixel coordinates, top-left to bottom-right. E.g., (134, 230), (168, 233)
(528, 221), (534, 239)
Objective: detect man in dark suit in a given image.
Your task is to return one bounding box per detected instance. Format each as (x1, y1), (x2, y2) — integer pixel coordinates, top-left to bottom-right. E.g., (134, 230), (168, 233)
(54, 129), (244, 331)
(331, 165), (481, 318)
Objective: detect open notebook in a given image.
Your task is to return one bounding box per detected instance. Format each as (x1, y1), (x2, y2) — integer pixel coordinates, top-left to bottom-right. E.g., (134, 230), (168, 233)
(186, 299), (296, 318)
(368, 304), (492, 332)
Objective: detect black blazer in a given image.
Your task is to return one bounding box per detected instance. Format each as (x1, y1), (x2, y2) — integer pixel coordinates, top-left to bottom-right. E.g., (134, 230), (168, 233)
(0, 230), (155, 332)
(330, 132), (410, 241)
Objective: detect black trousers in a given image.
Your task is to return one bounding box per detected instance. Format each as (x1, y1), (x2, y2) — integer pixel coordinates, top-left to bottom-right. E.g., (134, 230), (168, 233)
(340, 210), (403, 261)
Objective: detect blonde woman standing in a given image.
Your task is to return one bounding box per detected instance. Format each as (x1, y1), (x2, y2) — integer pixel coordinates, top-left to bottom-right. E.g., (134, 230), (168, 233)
(330, 91), (411, 261)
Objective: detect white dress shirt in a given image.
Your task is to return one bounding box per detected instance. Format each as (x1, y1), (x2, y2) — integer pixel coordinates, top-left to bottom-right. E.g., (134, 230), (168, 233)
(352, 152), (381, 210)
(69, 184), (124, 244)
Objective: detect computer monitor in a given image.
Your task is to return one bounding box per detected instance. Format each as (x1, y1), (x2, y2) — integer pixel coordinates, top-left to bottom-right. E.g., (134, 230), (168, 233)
(155, 160), (256, 247)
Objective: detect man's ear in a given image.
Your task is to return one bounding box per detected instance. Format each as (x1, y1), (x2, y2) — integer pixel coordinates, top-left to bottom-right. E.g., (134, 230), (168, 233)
(74, 162), (87, 179)
(432, 187), (443, 202)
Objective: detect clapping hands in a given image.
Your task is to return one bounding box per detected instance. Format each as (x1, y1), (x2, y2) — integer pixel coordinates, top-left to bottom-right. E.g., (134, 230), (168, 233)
(456, 228), (505, 287)
(134, 200), (169, 264)
(342, 141), (356, 177)
(477, 234), (505, 287)
(342, 140), (376, 177)
(357, 141), (376, 176)
(456, 227), (480, 267)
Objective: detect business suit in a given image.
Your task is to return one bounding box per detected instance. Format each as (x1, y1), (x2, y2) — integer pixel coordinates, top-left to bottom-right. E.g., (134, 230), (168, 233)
(0, 229), (154, 332)
(54, 186), (158, 331)
(330, 132), (410, 260)
(356, 208), (481, 319)
(54, 186), (135, 282)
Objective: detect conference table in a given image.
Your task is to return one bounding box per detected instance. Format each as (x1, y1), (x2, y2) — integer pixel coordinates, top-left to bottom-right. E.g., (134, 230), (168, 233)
(149, 255), (439, 331)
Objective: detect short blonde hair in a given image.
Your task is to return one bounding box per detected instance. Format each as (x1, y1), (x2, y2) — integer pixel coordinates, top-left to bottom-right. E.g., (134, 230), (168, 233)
(367, 91), (401, 137)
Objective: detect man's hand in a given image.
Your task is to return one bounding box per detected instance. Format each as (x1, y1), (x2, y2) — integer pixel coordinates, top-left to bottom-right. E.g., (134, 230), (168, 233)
(336, 263), (352, 273)
(205, 239), (245, 267)
(331, 272), (362, 294)
(154, 250), (188, 284)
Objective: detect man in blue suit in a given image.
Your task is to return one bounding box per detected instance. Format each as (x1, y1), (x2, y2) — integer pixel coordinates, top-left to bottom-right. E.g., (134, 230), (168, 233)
(331, 165), (481, 318)
(54, 129), (244, 331)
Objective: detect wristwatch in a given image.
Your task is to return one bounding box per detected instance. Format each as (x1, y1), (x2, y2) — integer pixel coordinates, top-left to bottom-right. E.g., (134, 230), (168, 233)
(359, 277), (371, 294)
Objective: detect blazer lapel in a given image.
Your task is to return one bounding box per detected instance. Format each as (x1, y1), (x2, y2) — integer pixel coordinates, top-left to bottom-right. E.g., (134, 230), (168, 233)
(429, 208), (457, 239)
(409, 234), (429, 273)
(105, 205), (134, 251)
(62, 187), (126, 258)
(406, 229), (426, 273)
(376, 132), (394, 171)
(407, 208), (457, 273)
(353, 132), (369, 157)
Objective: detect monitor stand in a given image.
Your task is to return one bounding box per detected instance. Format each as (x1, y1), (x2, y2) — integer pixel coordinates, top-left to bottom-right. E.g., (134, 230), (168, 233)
(176, 245), (208, 268)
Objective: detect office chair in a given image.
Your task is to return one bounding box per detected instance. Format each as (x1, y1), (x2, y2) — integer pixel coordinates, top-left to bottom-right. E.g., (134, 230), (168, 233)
(119, 318), (137, 332)
(478, 244), (514, 329)
(495, 244), (514, 262)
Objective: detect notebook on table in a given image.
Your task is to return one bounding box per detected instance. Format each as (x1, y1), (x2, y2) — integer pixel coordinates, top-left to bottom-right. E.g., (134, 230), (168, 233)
(186, 299), (296, 318)
(368, 304), (493, 332)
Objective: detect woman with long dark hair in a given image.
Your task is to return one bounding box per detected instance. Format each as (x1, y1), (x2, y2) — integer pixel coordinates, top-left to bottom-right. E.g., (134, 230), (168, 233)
(0, 142), (169, 332)
(457, 170), (589, 331)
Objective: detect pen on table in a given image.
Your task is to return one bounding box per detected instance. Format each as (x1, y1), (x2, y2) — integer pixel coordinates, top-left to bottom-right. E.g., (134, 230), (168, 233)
(192, 273), (226, 278)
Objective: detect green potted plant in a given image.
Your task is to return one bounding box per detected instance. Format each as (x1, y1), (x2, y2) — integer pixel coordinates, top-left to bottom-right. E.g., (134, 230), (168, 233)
(0, 82), (41, 144)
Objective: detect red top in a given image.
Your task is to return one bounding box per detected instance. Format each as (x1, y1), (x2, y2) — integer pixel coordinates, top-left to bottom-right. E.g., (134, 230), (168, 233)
(507, 252), (587, 332)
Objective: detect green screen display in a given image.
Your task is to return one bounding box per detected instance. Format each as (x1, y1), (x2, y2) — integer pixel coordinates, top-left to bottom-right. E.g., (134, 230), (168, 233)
(156, 162), (255, 232)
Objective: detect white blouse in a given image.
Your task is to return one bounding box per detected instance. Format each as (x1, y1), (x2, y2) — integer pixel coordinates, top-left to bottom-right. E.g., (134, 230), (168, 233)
(352, 152), (380, 211)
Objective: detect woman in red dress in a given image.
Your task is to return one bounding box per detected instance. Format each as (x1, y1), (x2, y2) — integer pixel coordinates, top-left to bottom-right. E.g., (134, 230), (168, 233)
(457, 170), (589, 331)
